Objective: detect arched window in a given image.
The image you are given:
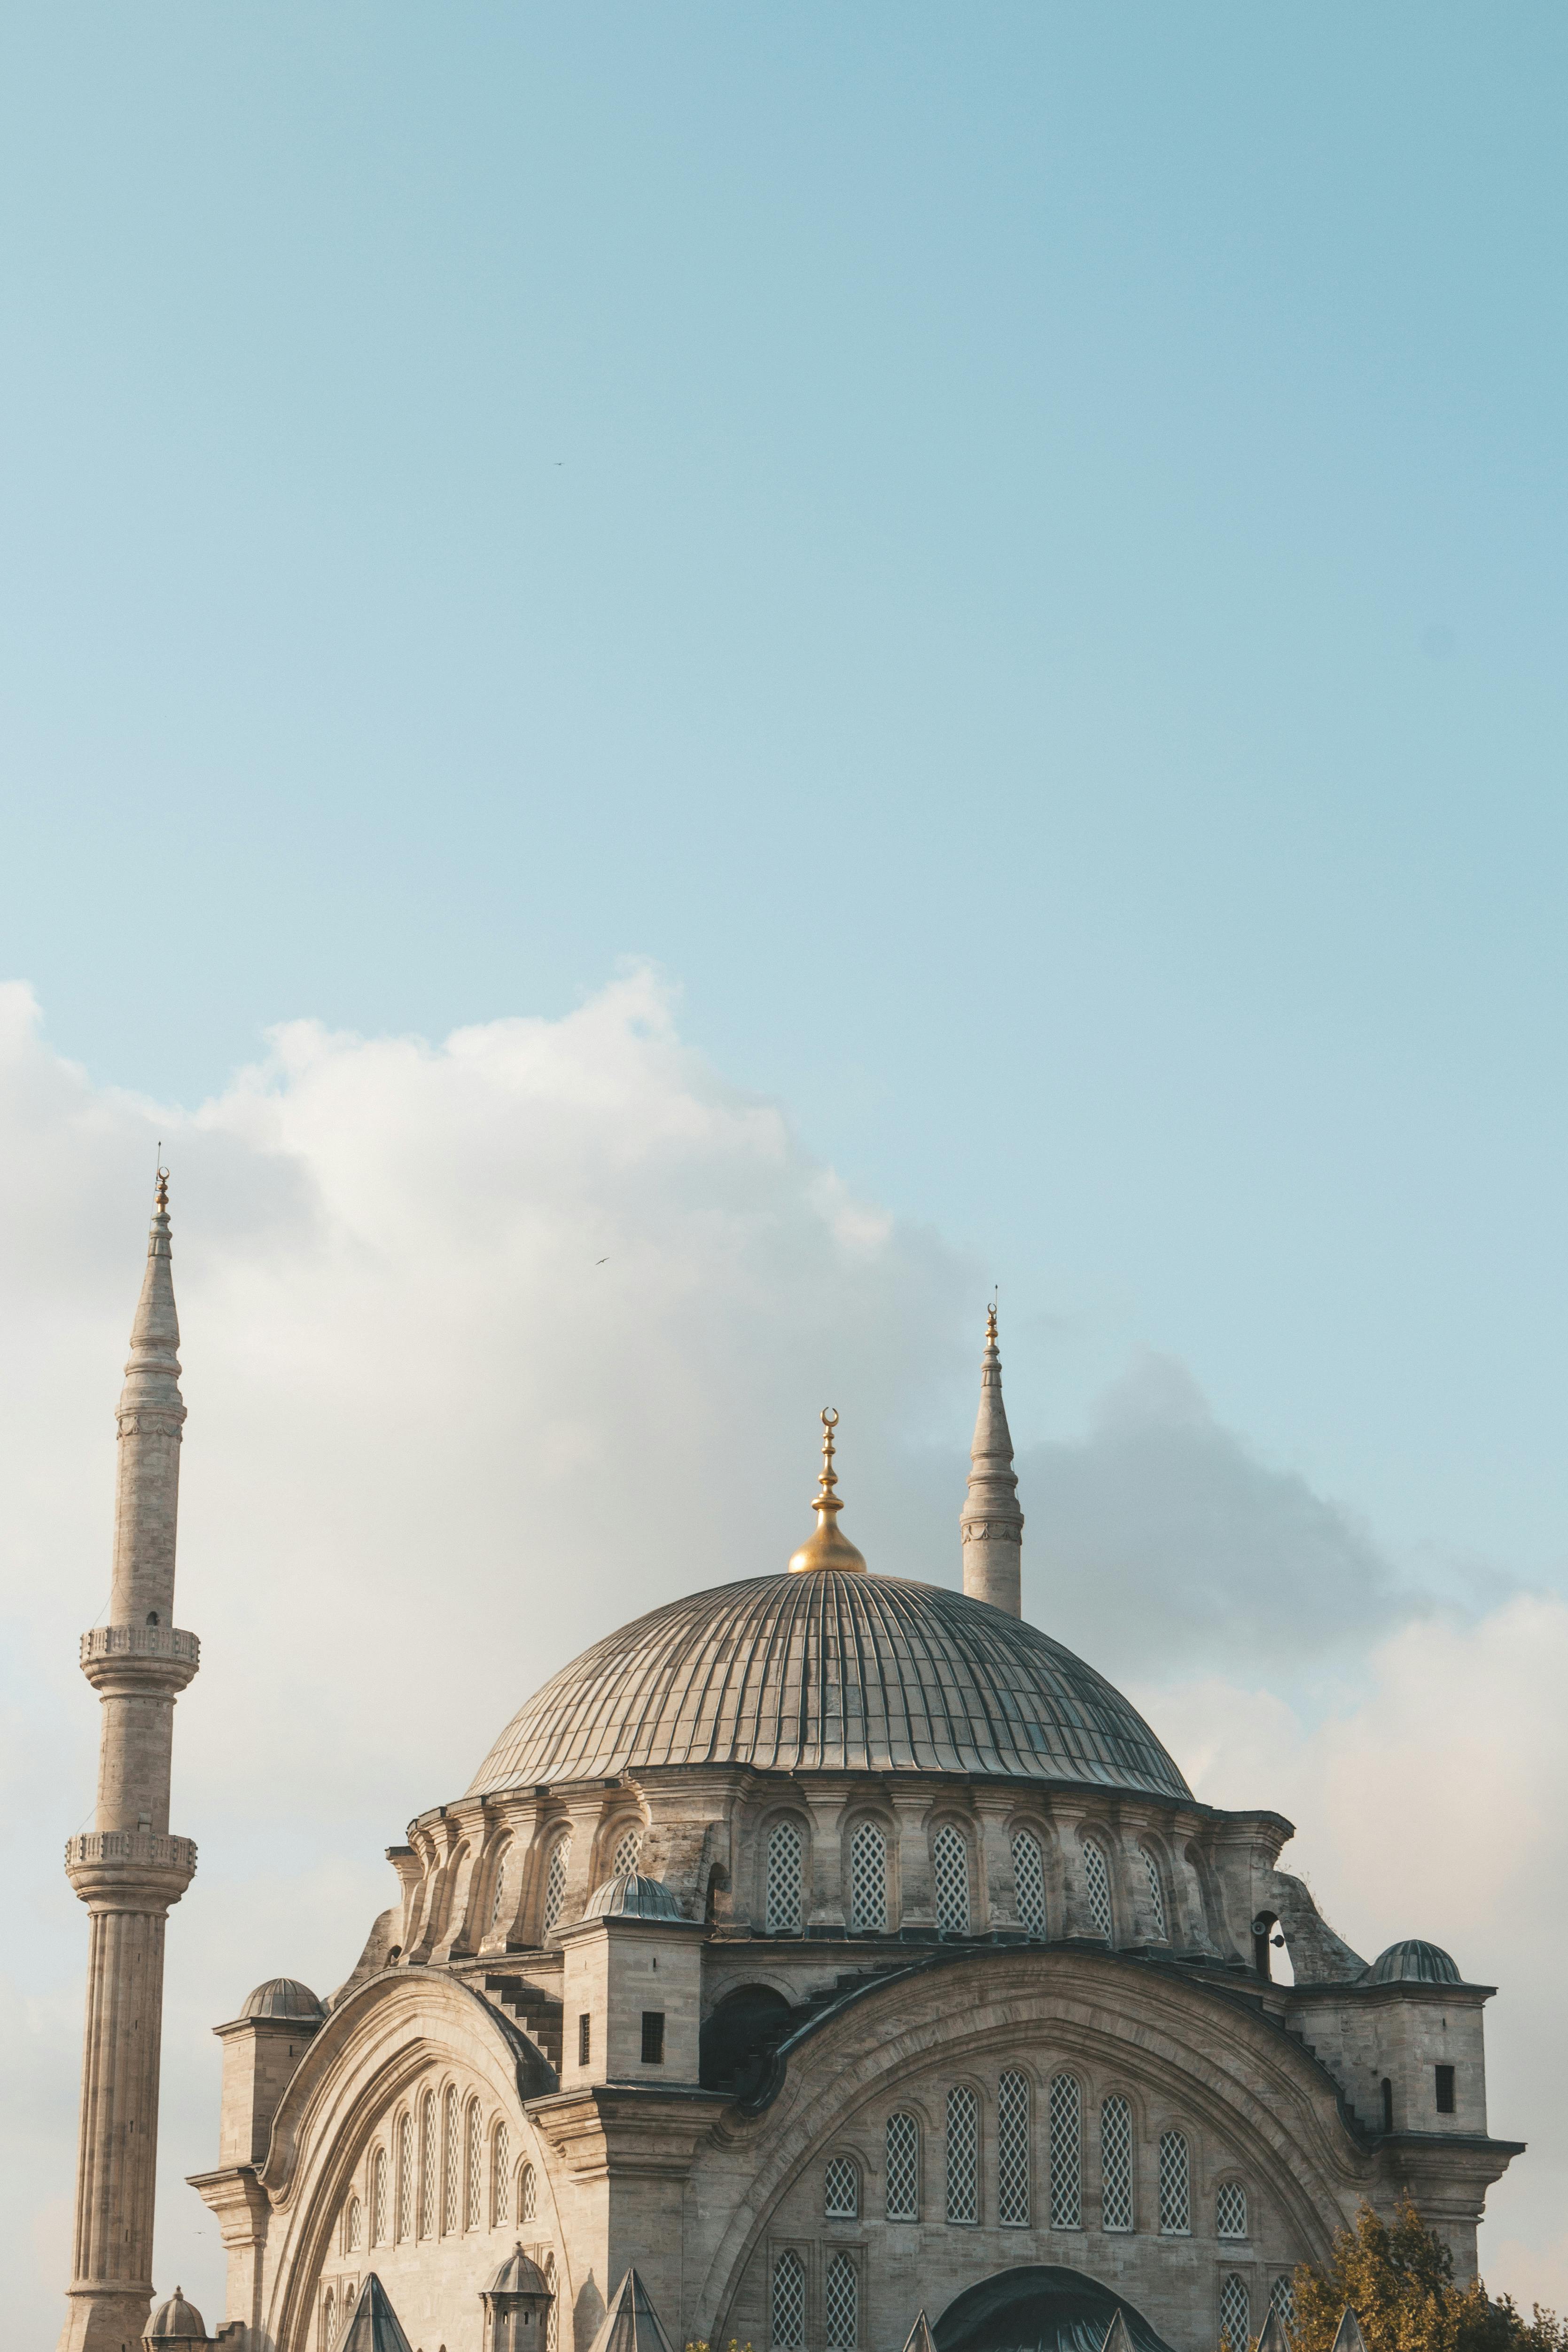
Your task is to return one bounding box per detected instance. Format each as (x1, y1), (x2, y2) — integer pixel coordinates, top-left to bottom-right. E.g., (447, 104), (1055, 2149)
(1049, 2073), (1082, 2227)
(344, 2194), (362, 2254)
(542, 1837), (571, 1936)
(825, 2252), (858, 2350)
(442, 2087), (460, 2234)
(849, 1821), (887, 1930)
(1012, 1829), (1046, 1937)
(494, 2122), (511, 2227)
(998, 2069), (1030, 2226)
(545, 2252), (559, 2352)
(885, 2112), (919, 2220)
(465, 2097), (483, 2229)
(1271, 2279), (1297, 2332)
(1217, 2180), (1248, 2240)
(766, 1820), (804, 1933)
(519, 2160), (538, 2223)
(1158, 2129), (1191, 2234)
(1079, 1835), (1113, 1938)
(1220, 2274), (1250, 2351)
(932, 1824), (971, 1933)
(945, 2084), (979, 2223)
(610, 1824), (643, 1876)
(824, 2155), (859, 2218)
(491, 1845), (513, 1934)
(397, 2112), (413, 2240)
(370, 2147), (387, 2245)
(772, 2249), (806, 2348)
(418, 2091), (436, 2237)
(321, 2286), (336, 2352)
(1100, 2095), (1133, 2231)
(1141, 1847), (1167, 1939)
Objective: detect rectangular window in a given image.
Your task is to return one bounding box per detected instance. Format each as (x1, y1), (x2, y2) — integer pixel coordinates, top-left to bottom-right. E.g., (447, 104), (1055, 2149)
(578, 2012), (592, 2066)
(641, 2010), (665, 2065)
(1435, 2064), (1455, 2115)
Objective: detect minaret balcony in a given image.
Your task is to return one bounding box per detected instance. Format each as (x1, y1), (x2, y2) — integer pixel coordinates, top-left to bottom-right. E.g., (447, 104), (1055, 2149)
(64, 1828), (198, 1907)
(79, 1622), (200, 1695)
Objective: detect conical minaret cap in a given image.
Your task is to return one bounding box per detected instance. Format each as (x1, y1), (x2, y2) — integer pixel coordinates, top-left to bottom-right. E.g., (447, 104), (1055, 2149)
(788, 1408), (868, 1572)
(120, 1164), (185, 1423)
(962, 1301), (1021, 1532)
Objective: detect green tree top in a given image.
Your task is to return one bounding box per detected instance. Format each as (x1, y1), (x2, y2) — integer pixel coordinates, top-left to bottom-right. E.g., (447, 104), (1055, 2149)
(1284, 2199), (1564, 2352)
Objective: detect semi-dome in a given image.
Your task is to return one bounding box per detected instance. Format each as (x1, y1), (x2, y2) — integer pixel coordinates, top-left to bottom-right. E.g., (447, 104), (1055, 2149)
(582, 1869), (689, 1922)
(240, 1976), (323, 2019)
(468, 1571), (1189, 1801)
(1365, 1938), (1462, 1985)
(146, 2286), (209, 2344)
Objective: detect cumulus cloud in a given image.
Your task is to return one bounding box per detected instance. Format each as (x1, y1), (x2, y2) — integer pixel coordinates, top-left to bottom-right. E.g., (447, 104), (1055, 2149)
(0, 972), (1551, 2336)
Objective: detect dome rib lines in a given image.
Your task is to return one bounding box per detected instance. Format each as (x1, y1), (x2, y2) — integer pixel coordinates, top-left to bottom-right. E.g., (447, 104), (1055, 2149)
(467, 1573), (1188, 1802)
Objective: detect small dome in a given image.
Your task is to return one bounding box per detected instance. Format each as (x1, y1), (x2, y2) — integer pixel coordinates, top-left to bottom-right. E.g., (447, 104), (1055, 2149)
(146, 2285), (208, 2343)
(1365, 1938), (1462, 1986)
(582, 1870), (688, 1922)
(488, 2244), (553, 2298)
(240, 1976), (324, 2020)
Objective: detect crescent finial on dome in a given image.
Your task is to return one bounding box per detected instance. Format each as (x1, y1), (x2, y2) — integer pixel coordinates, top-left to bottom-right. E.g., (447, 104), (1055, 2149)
(787, 1407), (868, 1573)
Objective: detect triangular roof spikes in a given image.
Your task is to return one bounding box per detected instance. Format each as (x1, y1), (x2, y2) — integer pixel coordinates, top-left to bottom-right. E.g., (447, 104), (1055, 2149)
(901, 2313), (939, 2352)
(333, 2273), (416, 2352)
(1100, 2312), (1138, 2352)
(1330, 2311), (1369, 2352)
(1256, 2309), (1292, 2352)
(581, 2268), (678, 2352)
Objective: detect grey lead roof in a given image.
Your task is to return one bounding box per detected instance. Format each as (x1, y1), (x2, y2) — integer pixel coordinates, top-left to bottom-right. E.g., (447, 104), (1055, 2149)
(467, 1571), (1190, 1801)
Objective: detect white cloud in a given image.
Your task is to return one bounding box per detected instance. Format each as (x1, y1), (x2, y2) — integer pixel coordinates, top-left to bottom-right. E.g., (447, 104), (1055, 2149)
(0, 973), (1557, 2336)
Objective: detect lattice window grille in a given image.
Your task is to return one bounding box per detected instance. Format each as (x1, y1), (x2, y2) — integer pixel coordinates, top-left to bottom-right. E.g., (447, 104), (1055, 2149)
(545, 2254), (559, 2352)
(824, 2156), (859, 2218)
(1158, 2130), (1191, 2234)
(1100, 2096), (1134, 2232)
(494, 2123), (511, 2227)
(825, 2253), (858, 2350)
(998, 2069), (1030, 2226)
(520, 2162), (538, 2223)
(611, 1825), (643, 1877)
(419, 2093), (436, 2238)
(491, 1848), (512, 1931)
(542, 1839), (571, 1935)
(946, 2085), (979, 2223)
(465, 2099), (483, 2229)
(1220, 2274), (1251, 2352)
(772, 2250), (806, 2348)
(849, 1821), (887, 1930)
(397, 2114), (413, 2241)
(370, 2148), (386, 2245)
(1271, 2279), (1297, 2332)
(933, 1825), (971, 1933)
(1142, 1847), (1167, 1939)
(442, 2090), (460, 2234)
(345, 2196), (362, 2254)
(1012, 1830), (1047, 1937)
(1080, 1837), (1113, 1938)
(766, 1821), (804, 1933)
(322, 2289), (336, 2352)
(1049, 2073), (1082, 2227)
(885, 2112), (919, 2220)
(1217, 2180), (1248, 2240)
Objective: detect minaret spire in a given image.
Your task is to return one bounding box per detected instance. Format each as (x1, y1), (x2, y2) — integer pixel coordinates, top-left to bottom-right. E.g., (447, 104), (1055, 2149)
(60, 1172), (199, 2352)
(960, 1299), (1024, 1616)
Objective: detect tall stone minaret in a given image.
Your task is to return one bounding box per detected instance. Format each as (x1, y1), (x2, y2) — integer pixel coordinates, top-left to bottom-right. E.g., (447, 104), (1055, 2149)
(60, 1173), (199, 2352)
(960, 1301), (1024, 1617)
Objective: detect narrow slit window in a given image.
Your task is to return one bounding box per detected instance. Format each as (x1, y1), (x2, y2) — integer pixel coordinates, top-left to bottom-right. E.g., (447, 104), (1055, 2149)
(766, 1821), (805, 1933)
(850, 1821), (888, 1931)
(1080, 1836), (1113, 1938)
(1012, 1830), (1047, 1938)
(641, 2011), (665, 2065)
(1049, 2073), (1082, 2228)
(1435, 2064), (1456, 2115)
(1100, 2095), (1133, 2232)
(542, 1837), (571, 1936)
(946, 2085), (979, 2223)
(885, 2112), (919, 2220)
(578, 2013), (592, 2066)
(998, 2070), (1030, 2226)
(1141, 1847), (1167, 1939)
(933, 1825), (972, 1933)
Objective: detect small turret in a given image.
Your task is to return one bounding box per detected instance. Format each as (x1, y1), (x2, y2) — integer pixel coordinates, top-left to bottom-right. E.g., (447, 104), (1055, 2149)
(960, 1302), (1024, 1616)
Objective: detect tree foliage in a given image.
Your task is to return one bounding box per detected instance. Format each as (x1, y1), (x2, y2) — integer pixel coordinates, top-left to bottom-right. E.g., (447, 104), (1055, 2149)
(1285, 2199), (1566, 2352)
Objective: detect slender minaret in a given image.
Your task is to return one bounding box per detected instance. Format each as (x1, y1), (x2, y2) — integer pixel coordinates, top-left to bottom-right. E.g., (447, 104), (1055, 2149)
(960, 1301), (1024, 1616)
(60, 1173), (199, 2352)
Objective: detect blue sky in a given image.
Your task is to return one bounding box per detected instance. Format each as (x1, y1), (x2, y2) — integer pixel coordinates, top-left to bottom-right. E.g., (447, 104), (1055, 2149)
(5, 7), (1568, 1575)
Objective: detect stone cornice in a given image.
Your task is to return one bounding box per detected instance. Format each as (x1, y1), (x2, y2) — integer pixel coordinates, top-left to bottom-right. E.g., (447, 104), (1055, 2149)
(525, 2083), (728, 2182)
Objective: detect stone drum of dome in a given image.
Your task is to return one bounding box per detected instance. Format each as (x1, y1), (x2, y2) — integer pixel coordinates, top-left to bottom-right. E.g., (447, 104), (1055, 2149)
(466, 1569), (1190, 1799)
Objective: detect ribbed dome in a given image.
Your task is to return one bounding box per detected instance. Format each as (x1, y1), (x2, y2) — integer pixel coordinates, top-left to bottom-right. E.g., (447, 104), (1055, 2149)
(468, 1572), (1189, 1800)
(146, 2286), (209, 2343)
(1365, 1938), (1462, 1985)
(487, 2244), (553, 2297)
(582, 1870), (688, 1922)
(240, 1976), (323, 2020)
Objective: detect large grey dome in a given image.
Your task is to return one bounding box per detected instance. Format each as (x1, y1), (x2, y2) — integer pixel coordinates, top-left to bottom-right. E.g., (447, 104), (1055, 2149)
(468, 1572), (1189, 1801)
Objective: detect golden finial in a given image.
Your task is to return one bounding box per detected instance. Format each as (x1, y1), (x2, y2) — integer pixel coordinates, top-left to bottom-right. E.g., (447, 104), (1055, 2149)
(155, 1158), (170, 1213)
(788, 1406), (868, 1574)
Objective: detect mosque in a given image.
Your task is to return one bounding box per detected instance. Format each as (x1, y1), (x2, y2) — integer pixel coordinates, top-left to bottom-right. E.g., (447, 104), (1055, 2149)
(59, 1185), (1522, 2352)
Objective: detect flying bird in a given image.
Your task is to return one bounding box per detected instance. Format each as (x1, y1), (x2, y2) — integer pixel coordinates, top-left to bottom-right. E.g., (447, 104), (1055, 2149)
(596, 1257), (609, 1265)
